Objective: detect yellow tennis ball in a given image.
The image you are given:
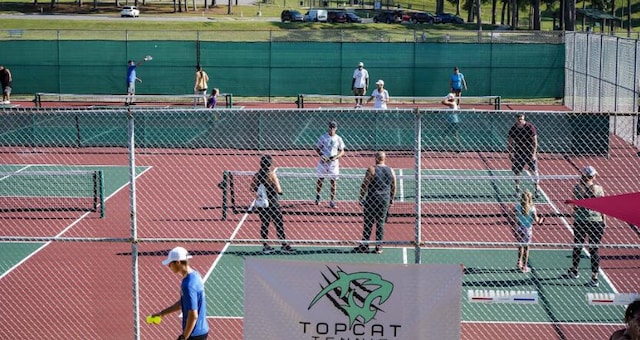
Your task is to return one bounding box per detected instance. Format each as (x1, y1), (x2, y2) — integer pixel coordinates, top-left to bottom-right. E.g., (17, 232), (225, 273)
(146, 315), (162, 324)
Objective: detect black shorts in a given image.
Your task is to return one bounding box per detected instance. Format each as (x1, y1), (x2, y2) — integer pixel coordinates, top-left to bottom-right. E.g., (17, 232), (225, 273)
(511, 154), (537, 174)
(451, 88), (462, 96)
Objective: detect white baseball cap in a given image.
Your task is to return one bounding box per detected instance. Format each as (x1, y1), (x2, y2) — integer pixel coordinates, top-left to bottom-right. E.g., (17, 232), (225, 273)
(162, 246), (193, 265)
(358, 61), (364, 67)
(376, 79), (384, 86)
(583, 166), (597, 177)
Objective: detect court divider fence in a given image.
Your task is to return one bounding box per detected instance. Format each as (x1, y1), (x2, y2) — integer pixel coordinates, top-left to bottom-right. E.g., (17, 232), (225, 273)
(564, 32), (640, 150)
(0, 107), (639, 339)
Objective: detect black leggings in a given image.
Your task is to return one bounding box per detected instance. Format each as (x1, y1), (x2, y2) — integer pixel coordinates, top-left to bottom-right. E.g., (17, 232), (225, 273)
(572, 220), (605, 274)
(258, 206), (286, 241)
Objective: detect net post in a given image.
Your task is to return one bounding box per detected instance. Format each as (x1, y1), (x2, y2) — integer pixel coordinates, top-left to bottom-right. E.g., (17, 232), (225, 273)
(98, 170), (105, 219)
(495, 96), (501, 110)
(220, 170), (229, 220)
(226, 94), (233, 108)
(75, 114), (81, 147)
(296, 94), (303, 108)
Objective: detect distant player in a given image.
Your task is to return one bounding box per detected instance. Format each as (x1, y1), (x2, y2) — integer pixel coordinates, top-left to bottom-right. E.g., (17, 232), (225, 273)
(507, 113), (539, 196)
(351, 61), (369, 108)
(125, 57), (149, 105)
(315, 121), (345, 208)
(449, 66), (467, 107)
(442, 92), (461, 150)
(367, 80), (389, 109)
(442, 92), (458, 109)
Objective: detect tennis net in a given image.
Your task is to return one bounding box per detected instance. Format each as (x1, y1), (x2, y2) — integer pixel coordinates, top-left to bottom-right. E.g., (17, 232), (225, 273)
(0, 170), (105, 218)
(296, 94), (501, 110)
(33, 92), (234, 108)
(218, 169), (580, 220)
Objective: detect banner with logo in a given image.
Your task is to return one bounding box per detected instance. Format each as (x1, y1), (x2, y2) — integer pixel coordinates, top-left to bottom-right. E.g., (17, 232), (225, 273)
(244, 258), (462, 339)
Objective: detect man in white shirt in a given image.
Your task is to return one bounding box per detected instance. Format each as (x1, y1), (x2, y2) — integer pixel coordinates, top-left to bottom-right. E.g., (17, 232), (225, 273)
(315, 121), (346, 208)
(367, 80), (389, 109)
(351, 61), (369, 108)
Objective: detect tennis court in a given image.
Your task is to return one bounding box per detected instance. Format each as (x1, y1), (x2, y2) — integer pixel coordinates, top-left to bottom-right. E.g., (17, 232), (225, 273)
(0, 108), (637, 340)
(210, 166), (629, 325)
(0, 162), (149, 266)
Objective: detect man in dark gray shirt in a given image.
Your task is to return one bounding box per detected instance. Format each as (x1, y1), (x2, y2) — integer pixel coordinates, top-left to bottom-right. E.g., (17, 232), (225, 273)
(354, 151), (396, 254)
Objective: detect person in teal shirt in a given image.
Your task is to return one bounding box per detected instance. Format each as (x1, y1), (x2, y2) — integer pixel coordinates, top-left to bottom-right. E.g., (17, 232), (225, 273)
(449, 66), (467, 107)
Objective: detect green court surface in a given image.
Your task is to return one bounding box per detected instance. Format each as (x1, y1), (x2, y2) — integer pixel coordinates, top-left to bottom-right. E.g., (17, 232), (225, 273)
(273, 167), (542, 204)
(0, 243), (43, 274)
(205, 246), (624, 324)
(0, 164), (147, 197)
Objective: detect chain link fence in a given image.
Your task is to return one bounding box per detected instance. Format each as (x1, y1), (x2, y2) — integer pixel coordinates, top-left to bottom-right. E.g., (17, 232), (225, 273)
(565, 32), (640, 150)
(0, 107), (639, 339)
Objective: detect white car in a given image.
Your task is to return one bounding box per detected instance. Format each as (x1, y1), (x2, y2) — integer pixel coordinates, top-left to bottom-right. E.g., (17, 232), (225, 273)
(120, 6), (140, 17)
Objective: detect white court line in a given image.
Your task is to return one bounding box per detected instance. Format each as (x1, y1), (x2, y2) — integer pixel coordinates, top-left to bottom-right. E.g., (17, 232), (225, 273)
(0, 165), (33, 181)
(0, 165), (152, 281)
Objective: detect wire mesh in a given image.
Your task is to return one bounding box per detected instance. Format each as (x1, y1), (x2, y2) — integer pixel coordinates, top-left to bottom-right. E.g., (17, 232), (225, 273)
(0, 107), (638, 339)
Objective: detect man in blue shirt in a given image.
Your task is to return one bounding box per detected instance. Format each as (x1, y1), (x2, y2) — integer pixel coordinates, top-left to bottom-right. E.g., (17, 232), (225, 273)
(153, 247), (209, 340)
(125, 58), (148, 105)
(449, 66), (467, 107)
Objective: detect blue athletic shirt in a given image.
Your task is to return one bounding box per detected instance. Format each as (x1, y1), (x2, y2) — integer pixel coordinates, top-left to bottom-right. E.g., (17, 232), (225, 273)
(181, 271), (209, 337)
(127, 65), (136, 83)
(450, 73), (464, 90)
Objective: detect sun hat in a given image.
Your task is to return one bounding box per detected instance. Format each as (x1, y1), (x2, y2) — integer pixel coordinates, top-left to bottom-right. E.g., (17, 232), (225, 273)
(358, 61), (364, 67)
(162, 246), (193, 265)
(375, 80), (384, 86)
(583, 166), (597, 177)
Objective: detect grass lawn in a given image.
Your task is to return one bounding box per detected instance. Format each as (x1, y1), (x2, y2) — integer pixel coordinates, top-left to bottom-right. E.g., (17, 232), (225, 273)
(0, 0), (638, 34)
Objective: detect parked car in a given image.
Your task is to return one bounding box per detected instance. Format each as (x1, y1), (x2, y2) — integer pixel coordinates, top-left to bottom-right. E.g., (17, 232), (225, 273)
(373, 10), (402, 24)
(345, 12), (362, 23)
(120, 6), (140, 17)
(303, 9), (328, 22)
(327, 11), (348, 23)
(281, 9), (304, 22)
(410, 12), (438, 24)
(436, 12), (464, 24)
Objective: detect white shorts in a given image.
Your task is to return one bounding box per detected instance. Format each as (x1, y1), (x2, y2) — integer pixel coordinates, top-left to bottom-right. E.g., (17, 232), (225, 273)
(316, 159), (339, 180)
(516, 225), (533, 244)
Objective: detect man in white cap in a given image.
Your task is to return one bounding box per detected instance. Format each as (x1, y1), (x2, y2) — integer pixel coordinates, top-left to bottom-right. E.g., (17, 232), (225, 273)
(351, 61), (369, 108)
(567, 166), (605, 287)
(367, 80), (389, 109)
(152, 247), (209, 340)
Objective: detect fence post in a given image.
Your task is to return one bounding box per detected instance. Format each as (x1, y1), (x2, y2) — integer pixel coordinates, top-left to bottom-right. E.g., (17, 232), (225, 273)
(414, 108), (422, 264)
(128, 108), (141, 340)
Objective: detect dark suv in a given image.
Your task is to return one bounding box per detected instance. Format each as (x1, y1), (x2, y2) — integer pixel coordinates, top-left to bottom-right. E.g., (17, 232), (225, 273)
(327, 11), (348, 23)
(373, 10), (402, 24)
(410, 12), (438, 24)
(281, 9), (304, 22)
(435, 12), (464, 24)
